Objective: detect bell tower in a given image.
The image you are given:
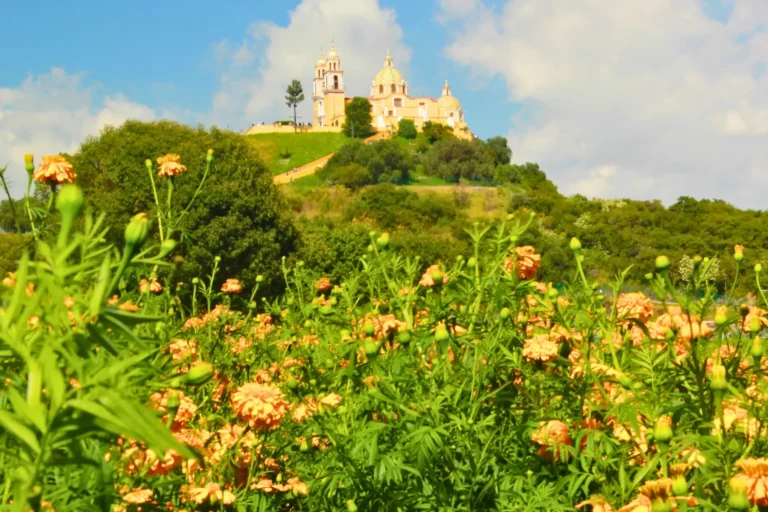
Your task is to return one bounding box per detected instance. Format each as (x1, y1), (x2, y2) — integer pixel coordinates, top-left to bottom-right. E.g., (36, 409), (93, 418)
(324, 43), (344, 93)
(312, 50), (327, 127)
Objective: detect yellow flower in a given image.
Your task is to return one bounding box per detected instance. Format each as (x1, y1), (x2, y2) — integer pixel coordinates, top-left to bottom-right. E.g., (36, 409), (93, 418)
(189, 483), (235, 505)
(156, 153), (187, 178)
(221, 278), (242, 294)
(522, 333), (559, 363)
(33, 155), (76, 185)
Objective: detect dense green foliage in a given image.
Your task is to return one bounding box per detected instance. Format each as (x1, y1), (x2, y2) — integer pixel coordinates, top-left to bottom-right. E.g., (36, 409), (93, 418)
(69, 120), (299, 292)
(318, 139), (413, 187)
(421, 120), (455, 144)
(397, 118), (417, 139)
(342, 97), (374, 138)
(422, 137), (497, 184)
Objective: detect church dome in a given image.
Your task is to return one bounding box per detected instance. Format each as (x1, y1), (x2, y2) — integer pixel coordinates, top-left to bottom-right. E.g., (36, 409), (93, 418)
(316, 51), (326, 66)
(373, 51), (404, 86)
(438, 80), (461, 109)
(327, 43), (338, 60)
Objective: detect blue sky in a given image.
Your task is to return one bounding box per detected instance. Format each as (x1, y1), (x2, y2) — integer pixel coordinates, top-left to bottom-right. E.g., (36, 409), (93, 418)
(2, 0), (767, 207)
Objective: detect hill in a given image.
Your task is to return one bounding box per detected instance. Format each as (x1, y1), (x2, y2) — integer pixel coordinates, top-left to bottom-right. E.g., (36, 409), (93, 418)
(246, 132), (347, 176)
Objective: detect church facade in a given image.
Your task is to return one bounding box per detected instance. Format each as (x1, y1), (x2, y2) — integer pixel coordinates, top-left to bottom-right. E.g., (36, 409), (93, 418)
(312, 44), (470, 137)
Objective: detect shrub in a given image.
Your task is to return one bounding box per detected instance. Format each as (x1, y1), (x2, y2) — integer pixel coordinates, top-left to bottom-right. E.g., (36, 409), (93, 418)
(422, 138), (495, 183)
(69, 120), (299, 293)
(330, 162), (372, 190)
(422, 121), (454, 144)
(397, 118), (417, 139)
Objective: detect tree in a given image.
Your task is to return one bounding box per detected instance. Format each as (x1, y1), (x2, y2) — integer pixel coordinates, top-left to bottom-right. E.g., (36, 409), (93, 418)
(285, 80), (305, 132)
(69, 120), (299, 294)
(397, 118), (417, 139)
(342, 97), (374, 138)
(486, 136), (512, 165)
(422, 138), (495, 183)
(422, 121), (454, 144)
(330, 163), (372, 190)
(321, 139), (412, 185)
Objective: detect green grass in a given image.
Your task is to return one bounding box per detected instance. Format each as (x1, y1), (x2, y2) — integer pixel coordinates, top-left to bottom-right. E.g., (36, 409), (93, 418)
(407, 175), (452, 186)
(287, 173), (323, 189)
(246, 132), (348, 175)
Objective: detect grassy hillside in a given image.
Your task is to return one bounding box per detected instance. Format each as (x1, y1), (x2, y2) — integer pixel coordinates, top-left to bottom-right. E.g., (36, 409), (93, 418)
(246, 132), (347, 175)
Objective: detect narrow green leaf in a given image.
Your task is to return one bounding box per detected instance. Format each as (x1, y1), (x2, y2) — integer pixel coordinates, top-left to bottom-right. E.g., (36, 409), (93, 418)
(0, 410), (40, 454)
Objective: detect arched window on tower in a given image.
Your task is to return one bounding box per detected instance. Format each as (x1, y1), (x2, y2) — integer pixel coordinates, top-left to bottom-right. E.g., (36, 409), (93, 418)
(333, 75), (339, 89)
(379, 84), (383, 94)
(391, 84), (396, 93)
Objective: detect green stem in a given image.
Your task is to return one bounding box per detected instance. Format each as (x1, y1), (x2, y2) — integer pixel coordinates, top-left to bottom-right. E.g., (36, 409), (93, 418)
(756, 271), (768, 310)
(727, 261), (742, 307)
(0, 170), (22, 235)
(24, 176), (37, 240)
(146, 160), (164, 243)
(165, 177), (174, 238)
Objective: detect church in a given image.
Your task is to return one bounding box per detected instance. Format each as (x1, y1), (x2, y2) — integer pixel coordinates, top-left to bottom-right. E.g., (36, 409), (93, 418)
(312, 44), (471, 138)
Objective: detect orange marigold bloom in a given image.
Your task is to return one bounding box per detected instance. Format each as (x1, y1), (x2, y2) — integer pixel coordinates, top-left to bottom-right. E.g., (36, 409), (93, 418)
(2, 272), (15, 287)
(522, 333), (559, 363)
(156, 154), (187, 178)
(122, 488), (154, 504)
(189, 483), (235, 505)
(575, 495), (614, 512)
(615, 292), (654, 320)
(419, 264), (449, 288)
(732, 458), (768, 507)
(292, 402), (314, 423)
(231, 382), (288, 430)
(33, 155), (76, 185)
(286, 477), (309, 495)
(506, 246), (541, 280)
(743, 306), (768, 333)
(221, 278), (242, 294)
(139, 278), (163, 294)
(320, 393), (342, 408)
(314, 277), (332, 292)
(168, 338), (198, 361)
(531, 420), (571, 459)
(149, 390), (197, 430)
(118, 300), (140, 312)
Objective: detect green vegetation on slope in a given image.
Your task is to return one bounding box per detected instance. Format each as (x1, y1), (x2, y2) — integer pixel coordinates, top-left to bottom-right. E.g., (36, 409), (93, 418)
(246, 132), (348, 175)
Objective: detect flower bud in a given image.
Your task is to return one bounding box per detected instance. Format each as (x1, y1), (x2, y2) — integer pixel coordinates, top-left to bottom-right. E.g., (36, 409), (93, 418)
(651, 500), (673, 512)
(363, 320), (375, 336)
(182, 363), (214, 386)
(467, 257), (477, 269)
(710, 363), (727, 390)
(655, 255), (670, 270)
(214, 256), (221, 263)
(192, 277), (199, 285)
(653, 416), (673, 443)
(398, 327), (411, 344)
(435, 325), (450, 342)
(24, 154), (34, 174)
(124, 213), (149, 251)
(672, 476), (688, 497)
(569, 237), (582, 252)
(740, 303), (750, 317)
(145, 159), (152, 170)
(368, 230), (377, 239)
(346, 500), (358, 512)
(756, 263), (762, 273)
(692, 255), (703, 266)
(285, 377), (298, 390)
(751, 335), (764, 358)
(376, 232), (390, 249)
(206, 149), (214, 162)
(430, 269), (445, 284)
(364, 340), (379, 358)
(644, 272), (654, 281)
(734, 245), (744, 262)
(319, 305), (333, 316)
(55, 184), (84, 220)
(547, 287), (559, 299)
(158, 239), (177, 258)
(500, 307), (510, 319)
(750, 315), (762, 334)
(714, 306), (728, 326)
(728, 477), (751, 510)
(166, 392), (181, 411)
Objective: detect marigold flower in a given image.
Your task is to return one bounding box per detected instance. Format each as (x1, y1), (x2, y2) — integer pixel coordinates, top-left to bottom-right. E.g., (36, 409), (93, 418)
(189, 483), (235, 505)
(221, 278), (242, 294)
(575, 495), (614, 512)
(531, 420), (571, 459)
(139, 278), (162, 294)
(231, 382), (289, 430)
(522, 333), (559, 363)
(149, 390), (197, 430)
(118, 300), (140, 312)
(320, 393), (342, 407)
(168, 338), (198, 361)
(505, 246), (541, 279)
(2, 272), (15, 287)
(732, 458), (768, 507)
(156, 153), (187, 178)
(419, 265), (448, 287)
(314, 277), (332, 292)
(122, 488), (154, 504)
(615, 292), (654, 320)
(33, 155), (76, 185)
(286, 477), (309, 495)
(292, 402), (314, 423)
(742, 306), (768, 333)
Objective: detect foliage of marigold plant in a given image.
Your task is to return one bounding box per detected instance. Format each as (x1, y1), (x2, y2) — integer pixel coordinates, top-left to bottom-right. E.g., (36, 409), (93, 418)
(5, 151), (768, 511)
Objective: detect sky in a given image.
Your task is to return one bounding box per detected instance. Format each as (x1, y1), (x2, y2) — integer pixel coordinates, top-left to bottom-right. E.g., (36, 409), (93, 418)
(1, 0), (766, 207)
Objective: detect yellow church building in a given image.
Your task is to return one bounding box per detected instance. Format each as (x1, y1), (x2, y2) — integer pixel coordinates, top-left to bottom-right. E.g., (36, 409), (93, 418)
(312, 44), (471, 138)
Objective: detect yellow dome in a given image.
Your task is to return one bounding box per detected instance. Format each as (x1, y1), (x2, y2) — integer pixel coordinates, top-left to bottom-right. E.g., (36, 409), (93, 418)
(438, 94), (461, 110)
(316, 51), (326, 66)
(373, 51), (404, 86)
(327, 43), (338, 60)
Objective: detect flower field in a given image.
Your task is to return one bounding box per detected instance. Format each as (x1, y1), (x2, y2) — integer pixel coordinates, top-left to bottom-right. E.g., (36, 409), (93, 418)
(3, 152), (768, 511)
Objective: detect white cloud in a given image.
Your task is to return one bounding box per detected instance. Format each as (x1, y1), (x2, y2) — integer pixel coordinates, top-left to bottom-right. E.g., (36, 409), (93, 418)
(440, 0), (768, 208)
(208, 0), (411, 131)
(0, 68), (155, 196)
